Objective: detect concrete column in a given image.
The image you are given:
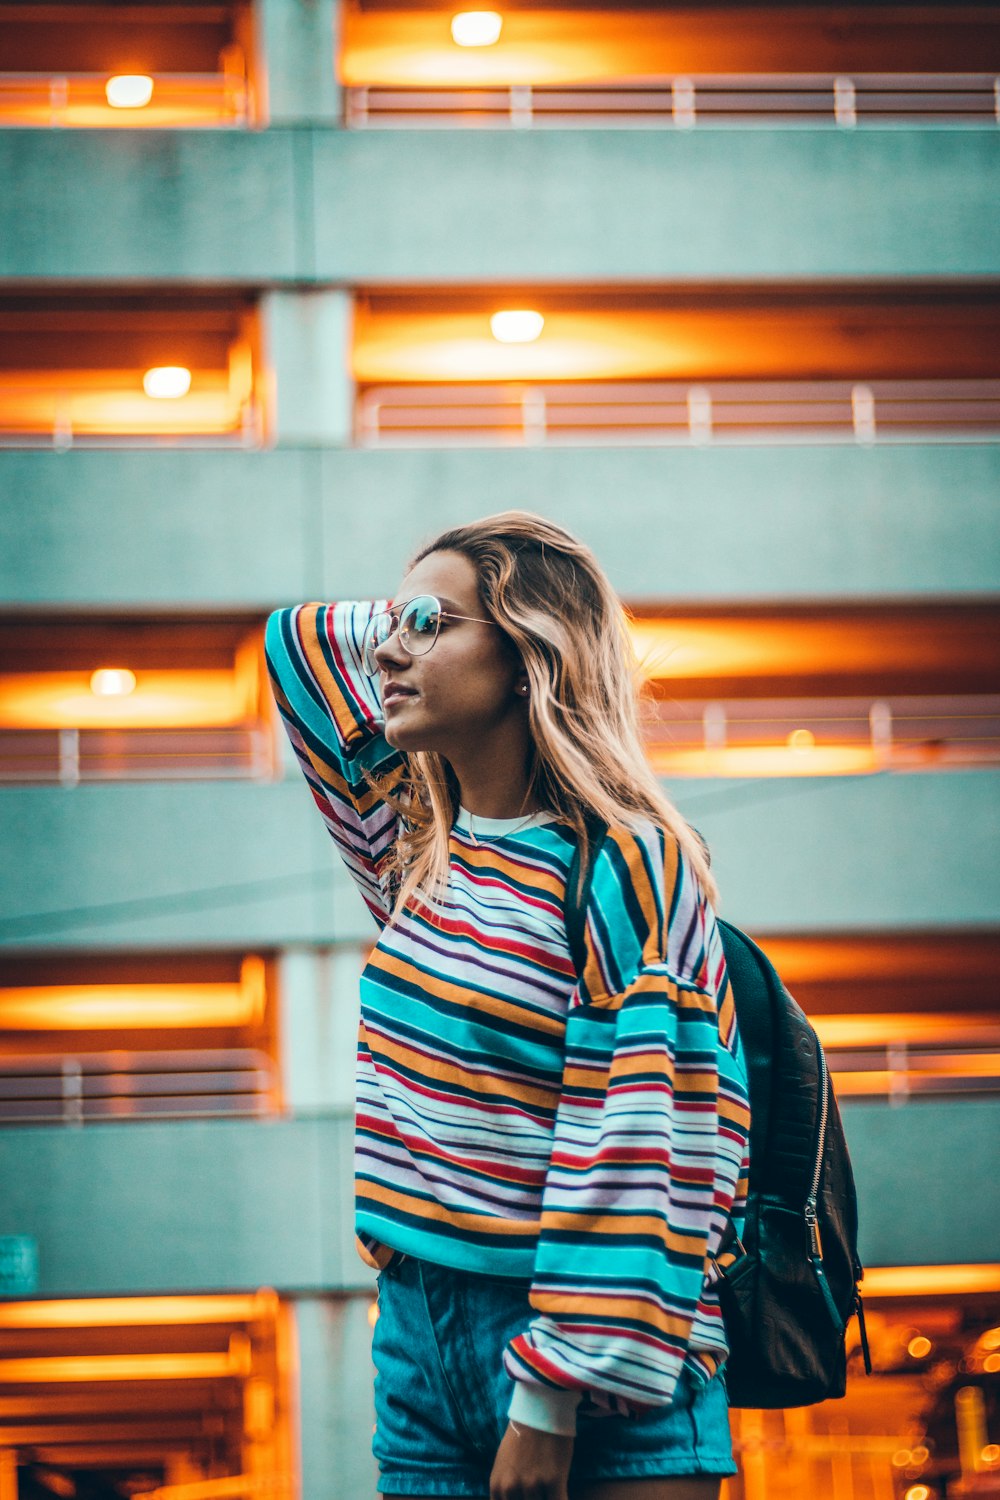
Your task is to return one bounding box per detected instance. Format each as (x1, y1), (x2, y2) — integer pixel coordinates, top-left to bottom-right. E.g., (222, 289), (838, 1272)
(295, 1294), (378, 1499)
(279, 945), (366, 1113)
(261, 289), (355, 447)
(256, 0), (342, 126)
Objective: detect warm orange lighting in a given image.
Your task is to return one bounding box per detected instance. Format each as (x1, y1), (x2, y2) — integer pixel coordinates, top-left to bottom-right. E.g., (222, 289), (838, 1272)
(981, 1327), (1000, 1351)
(908, 1335), (933, 1359)
(89, 667), (137, 697)
(143, 365), (192, 399)
(0, 957), (267, 1032)
(0, 666), (258, 730)
(490, 310), (544, 344)
(367, 1300), (379, 1328)
(787, 727), (816, 752)
(648, 744), (879, 779)
(105, 74), (154, 109)
(985, 1353), (1000, 1373)
(0, 1291), (278, 1329)
(904, 1487), (931, 1500)
(862, 1265), (1000, 1298)
(0, 1349), (250, 1382)
(132, 1477), (264, 1500)
(982, 1444), (1000, 1464)
(814, 1013), (1000, 1049)
(451, 11), (503, 47)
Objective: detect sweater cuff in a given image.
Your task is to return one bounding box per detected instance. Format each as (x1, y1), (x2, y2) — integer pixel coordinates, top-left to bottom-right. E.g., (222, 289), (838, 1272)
(508, 1382), (582, 1437)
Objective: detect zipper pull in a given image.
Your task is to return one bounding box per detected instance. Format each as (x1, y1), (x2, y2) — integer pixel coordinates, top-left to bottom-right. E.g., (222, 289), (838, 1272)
(804, 1199), (823, 1259)
(855, 1289), (872, 1375)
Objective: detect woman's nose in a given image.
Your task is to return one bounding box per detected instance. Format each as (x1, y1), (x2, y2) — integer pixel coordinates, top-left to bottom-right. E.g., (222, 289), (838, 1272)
(373, 628), (408, 669)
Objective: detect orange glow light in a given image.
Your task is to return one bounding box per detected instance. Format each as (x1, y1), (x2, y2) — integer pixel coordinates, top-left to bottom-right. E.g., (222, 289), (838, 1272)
(105, 75), (154, 108)
(490, 309), (545, 344)
(814, 1014), (1000, 1049)
(0, 956), (267, 1031)
(0, 1349), (252, 1383)
(451, 12), (503, 47)
(90, 667), (137, 697)
(861, 1265), (1000, 1298)
(0, 666), (257, 730)
(0, 1290), (278, 1329)
(0, 74), (247, 129)
(143, 365), (192, 399)
(648, 744), (879, 779)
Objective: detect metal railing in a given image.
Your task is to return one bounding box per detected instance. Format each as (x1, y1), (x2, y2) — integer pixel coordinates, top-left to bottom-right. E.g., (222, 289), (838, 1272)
(0, 70), (249, 128)
(0, 727), (277, 785)
(0, 383), (261, 450)
(643, 695), (1000, 771)
(0, 1048), (277, 1124)
(346, 73), (1000, 128)
(829, 1038), (1000, 1102)
(356, 379), (1000, 447)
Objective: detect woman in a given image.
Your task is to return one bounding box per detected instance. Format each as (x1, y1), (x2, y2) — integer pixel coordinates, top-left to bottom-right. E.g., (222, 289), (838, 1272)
(265, 512), (750, 1500)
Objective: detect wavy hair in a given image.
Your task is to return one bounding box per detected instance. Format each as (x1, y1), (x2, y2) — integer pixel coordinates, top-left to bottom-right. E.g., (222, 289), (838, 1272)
(374, 510), (718, 917)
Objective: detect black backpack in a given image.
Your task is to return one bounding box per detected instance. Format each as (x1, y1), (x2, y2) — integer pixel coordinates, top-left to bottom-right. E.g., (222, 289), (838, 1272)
(565, 822), (871, 1409)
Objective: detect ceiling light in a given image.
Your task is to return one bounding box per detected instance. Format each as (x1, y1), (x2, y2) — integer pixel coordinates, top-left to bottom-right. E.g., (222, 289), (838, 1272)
(787, 728), (816, 752)
(451, 11), (503, 47)
(490, 310), (544, 344)
(89, 668), (137, 698)
(105, 75), (154, 109)
(143, 366), (192, 399)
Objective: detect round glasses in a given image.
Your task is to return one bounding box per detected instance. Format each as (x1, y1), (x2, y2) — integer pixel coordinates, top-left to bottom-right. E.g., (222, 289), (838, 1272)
(361, 594), (494, 677)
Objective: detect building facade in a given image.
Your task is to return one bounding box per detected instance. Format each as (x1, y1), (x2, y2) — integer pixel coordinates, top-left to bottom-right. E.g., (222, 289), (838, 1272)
(1, 3), (999, 1497)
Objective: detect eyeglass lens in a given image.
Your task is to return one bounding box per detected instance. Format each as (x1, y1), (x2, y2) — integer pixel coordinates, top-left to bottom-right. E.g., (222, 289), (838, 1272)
(362, 595), (442, 675)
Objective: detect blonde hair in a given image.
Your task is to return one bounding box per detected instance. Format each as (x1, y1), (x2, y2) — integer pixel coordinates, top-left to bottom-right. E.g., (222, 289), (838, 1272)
(374, 510), (718, 916)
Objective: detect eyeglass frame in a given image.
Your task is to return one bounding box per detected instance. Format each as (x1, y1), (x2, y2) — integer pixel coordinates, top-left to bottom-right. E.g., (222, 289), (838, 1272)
(361, 593), (495, 678)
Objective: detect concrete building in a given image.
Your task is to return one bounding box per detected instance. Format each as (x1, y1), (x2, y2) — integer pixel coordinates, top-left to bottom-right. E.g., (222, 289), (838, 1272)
(0, 3), (998, 1496)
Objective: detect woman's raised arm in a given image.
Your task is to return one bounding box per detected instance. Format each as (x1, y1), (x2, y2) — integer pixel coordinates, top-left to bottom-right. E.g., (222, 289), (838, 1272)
(265, 601), (404, 925)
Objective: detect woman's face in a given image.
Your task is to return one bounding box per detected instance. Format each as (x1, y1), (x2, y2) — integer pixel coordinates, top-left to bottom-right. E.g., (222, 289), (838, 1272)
(373, 549), (526, 756)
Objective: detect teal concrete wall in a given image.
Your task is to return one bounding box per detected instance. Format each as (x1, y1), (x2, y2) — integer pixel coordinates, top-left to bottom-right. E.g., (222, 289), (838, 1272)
(0, 1116), (362, 1294)
(0, 782), (371, 951)
(1, 772), (997, 951)
(3, 127), (998, 282)
(2, 443), (998, 607)
(295, 1296), (377, 1500)
(0, 1105), (996, 1297)
(842, 1099), (1000, 1268)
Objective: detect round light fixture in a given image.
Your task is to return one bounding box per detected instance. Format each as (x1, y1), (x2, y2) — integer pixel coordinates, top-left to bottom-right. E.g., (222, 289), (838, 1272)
(490, 310), (544, 344)
(451, 11), (503, 47)
(105, 75), (154, 109)
(907, 1334), (932, 1359)
(90, 668), (137, 698)
(787, 728), (816, 752)
(143, 366), (192, 399)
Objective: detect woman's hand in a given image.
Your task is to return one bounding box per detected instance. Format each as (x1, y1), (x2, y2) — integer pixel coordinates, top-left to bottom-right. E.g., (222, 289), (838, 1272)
(489, 1420), (574, 1499)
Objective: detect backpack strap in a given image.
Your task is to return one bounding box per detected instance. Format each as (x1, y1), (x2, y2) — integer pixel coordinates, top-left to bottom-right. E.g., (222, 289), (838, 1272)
(564, 813), (609, 979)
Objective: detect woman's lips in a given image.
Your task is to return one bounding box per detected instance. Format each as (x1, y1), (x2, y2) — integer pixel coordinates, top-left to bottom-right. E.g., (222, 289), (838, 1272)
(382, 686), (418, 709)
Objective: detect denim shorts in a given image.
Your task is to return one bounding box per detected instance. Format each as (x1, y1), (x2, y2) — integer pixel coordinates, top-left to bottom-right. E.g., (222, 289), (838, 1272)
(372, 1254), (736, 1497)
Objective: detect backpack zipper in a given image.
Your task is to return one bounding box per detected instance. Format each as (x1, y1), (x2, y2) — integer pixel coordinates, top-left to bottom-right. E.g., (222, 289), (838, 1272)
(804, 1042), (830, 1259)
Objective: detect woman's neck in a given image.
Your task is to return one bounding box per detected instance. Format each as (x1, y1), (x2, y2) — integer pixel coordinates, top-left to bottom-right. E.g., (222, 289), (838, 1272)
(446, 752), (540, 821)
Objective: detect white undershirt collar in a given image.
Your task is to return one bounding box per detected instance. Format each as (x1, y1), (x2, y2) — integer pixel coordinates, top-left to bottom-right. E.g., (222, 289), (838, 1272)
(454, 806), (556, 840)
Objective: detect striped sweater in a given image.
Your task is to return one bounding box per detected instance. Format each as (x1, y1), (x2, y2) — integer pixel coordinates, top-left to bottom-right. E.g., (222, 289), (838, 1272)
(266, 600), (751, 1417)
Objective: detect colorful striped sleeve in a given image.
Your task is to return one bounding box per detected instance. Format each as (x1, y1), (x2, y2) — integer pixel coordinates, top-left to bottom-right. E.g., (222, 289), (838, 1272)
(504, 822), (751, 1414)
(264, 602), (404, 925)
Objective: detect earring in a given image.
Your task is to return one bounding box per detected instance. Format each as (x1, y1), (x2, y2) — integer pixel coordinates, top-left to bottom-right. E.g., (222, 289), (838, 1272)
(518, 683), (529, 697)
